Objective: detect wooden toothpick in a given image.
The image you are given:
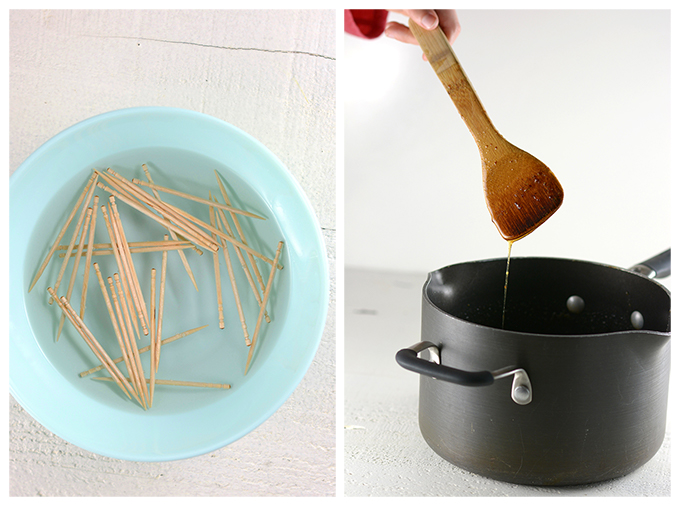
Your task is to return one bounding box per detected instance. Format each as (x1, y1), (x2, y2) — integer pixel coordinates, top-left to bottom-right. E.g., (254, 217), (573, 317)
(100, 204), (139, 340)
(215, 202), (270, 325)
(56, 206), (93, 341)
(245, 241), (284, 375)
(50, 175), (98, 303)
(213, 196), (250, 344)
(96, 179), (219, 252)
(114, 273), (149, 407)
(142, 164), (199, 291)
(79, 324), (209, 377)
(149, 268), (156, 407)
(80, 197), (99, 319)
(157, 197), (281, 270)
(107, 275), (145, 406)
(103, 168), (220, 253)
(59, 241), (194, 257)
(29, 173), (97, 293)
(93, 377), (231, 389)
(131, 178), (265, 220)
(94, 263), (140, 400)
(110, 196), (149, 336)
(209, 199), (224, 329)
(156, 235), (168, 372)
(214, 170), (267, 293)
(47, 287), (140, 405)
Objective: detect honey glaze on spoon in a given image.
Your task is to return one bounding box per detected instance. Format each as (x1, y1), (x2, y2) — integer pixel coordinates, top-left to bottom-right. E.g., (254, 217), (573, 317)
(482, 148), (564, 242)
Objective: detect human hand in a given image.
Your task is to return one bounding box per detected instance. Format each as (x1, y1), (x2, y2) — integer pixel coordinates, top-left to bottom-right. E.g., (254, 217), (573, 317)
(384, 10), (460, 58)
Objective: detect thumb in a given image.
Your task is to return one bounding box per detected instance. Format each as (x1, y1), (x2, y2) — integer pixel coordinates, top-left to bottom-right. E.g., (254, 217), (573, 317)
(407, 10), (438, 30)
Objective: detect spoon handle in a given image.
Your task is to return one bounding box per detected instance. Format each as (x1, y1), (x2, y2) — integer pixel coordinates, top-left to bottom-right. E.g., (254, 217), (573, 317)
(409, 19), (502, 148)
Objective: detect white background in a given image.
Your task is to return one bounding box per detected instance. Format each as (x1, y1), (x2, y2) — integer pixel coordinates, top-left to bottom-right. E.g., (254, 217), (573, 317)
(345, 10), (671, 285)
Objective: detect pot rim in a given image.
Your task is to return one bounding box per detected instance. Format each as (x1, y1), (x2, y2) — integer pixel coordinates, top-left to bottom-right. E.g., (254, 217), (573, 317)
(424, 255), (671, 340)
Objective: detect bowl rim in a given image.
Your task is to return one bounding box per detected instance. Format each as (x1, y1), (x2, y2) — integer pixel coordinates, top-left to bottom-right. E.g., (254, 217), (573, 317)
(9, 106), (330, 461)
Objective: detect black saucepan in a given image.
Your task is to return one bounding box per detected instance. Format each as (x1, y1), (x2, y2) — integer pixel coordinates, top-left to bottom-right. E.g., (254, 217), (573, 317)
(396, 250), (670, 486)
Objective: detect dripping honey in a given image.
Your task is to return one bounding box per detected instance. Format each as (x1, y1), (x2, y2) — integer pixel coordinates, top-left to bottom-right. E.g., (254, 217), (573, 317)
(502, 240), (514, 329)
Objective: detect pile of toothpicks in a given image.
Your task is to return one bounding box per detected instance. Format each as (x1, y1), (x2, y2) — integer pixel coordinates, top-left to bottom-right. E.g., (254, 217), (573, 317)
(29, 165), (284, 409)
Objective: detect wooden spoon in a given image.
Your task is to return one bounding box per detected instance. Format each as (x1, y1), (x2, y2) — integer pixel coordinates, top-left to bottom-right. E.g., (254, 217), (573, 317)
(409, 20), (564, 241)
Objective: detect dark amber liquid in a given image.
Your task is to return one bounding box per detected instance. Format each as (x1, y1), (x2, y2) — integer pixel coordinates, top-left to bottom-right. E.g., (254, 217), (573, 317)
(502, 240), (514, 328)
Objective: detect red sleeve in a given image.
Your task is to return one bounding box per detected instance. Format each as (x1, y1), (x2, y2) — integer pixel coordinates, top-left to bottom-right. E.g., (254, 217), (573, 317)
(345, 9), (389, 39)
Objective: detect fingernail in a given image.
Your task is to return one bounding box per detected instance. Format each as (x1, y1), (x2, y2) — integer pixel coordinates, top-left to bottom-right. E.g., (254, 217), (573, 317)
(422, 13), (437, 30)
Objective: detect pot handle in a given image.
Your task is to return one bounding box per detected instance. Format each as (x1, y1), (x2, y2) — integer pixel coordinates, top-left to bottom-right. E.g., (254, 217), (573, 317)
(395, 341), (532, 405)
(630, 249), (670, 279)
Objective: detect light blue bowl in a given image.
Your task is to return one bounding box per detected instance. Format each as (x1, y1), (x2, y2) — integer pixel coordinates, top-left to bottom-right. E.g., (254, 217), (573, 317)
(10, 107), (329, 461)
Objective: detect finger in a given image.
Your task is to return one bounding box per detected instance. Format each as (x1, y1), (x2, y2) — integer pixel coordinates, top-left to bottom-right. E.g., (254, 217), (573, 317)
(384, 23), (430, 61)
(399, 9), (439, 30)
(384, 21), (419, 45)
(436, 10), (462, 44)
(388, 9), (460, 46)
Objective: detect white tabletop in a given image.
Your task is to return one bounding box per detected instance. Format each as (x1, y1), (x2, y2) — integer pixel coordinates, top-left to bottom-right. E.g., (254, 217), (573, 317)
(9, 9), (335, 496)
(344, 267), (670, 497)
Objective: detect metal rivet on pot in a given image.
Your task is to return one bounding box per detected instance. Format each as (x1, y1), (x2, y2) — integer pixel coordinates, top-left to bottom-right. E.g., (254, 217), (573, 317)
(566, 295), (585, 314)
(631, 311), (644, 330)
(513, 385), (531, 404)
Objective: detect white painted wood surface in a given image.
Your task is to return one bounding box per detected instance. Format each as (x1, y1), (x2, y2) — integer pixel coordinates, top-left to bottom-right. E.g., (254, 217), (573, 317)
(9, 9), (335, 496)
(345, 268), (670, 497)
